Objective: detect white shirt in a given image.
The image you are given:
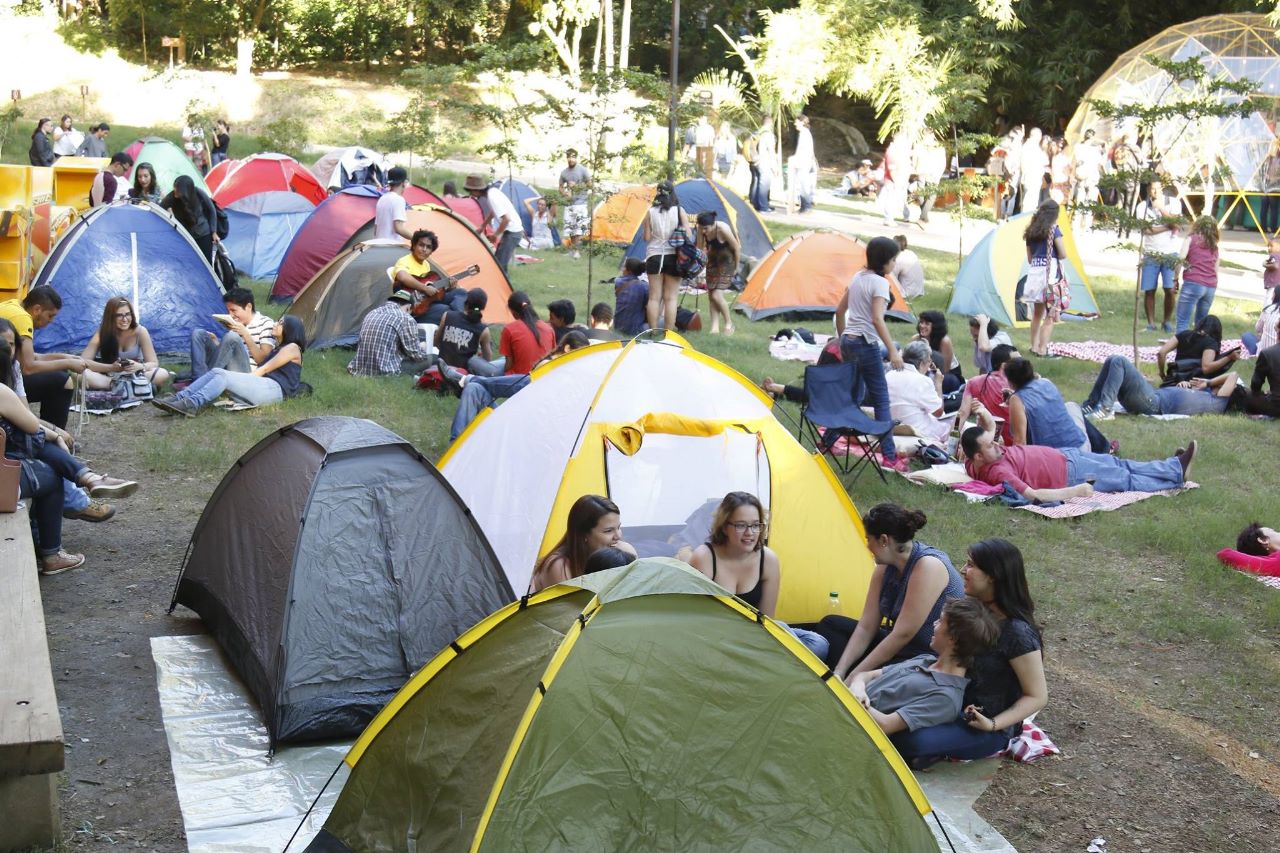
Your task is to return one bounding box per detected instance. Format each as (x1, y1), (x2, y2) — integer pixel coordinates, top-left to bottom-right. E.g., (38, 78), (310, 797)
(1073, 143), (1103, 182)
(886, 369), (948, 444)
(1138, 200), (1182, 255)
(695, 121), (715, 147)
(486, 187), (524, 234)
(842, 269), (891, 344)
(374, 191), (408, 241)
(53, 128), (83, 157)
(644, 206), (680, 258)
(894, 250), (925, 299)
(792, 127), (815, 169)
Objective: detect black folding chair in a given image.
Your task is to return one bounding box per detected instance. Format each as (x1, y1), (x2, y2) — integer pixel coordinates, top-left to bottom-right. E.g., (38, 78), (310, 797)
(794, 361), (897, 483)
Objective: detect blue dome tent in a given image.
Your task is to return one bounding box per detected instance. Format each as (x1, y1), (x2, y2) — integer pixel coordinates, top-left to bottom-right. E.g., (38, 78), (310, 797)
(498, 177), (540, 237)
(625, 178), (772, 269)
(33, 201), (226, 354)
(223, 191), (317, 278)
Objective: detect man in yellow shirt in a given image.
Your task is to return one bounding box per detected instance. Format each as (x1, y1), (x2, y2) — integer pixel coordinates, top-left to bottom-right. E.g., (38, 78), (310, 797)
(0, 286), (87, 429)
(392, 229), (465, 324)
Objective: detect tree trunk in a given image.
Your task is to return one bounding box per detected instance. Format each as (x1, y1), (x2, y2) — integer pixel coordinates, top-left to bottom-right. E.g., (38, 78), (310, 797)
(235, 37), (254, 78)
(603, 0), (614, 73)
(140, 5), (147, 64)
(591, 5), (602, 73)
(619, 0), (630, 69)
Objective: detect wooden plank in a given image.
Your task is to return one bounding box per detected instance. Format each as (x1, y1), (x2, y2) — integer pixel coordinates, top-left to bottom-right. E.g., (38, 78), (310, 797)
(0, 505), (65, 776)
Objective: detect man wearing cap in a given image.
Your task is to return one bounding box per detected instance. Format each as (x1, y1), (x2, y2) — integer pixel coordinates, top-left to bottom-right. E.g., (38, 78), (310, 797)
(559, 149), (591, 259)
(375, 166), (413, 242)
(465, 174), (523, 273)
(348, 290), (438, 376)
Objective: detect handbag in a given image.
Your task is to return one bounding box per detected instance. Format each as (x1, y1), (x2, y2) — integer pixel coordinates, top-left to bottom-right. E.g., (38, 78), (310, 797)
(669, 227), (707, 279)
(0, 430), (20, 513)
(213, 242), (238, 293)
(109, 370), (156, 408)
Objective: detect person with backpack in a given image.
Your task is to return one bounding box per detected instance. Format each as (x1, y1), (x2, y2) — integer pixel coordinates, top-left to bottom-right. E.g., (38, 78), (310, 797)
(643, 180), (692, 332)
(695, 211), (739, 335)
(161, 174), (220, 262)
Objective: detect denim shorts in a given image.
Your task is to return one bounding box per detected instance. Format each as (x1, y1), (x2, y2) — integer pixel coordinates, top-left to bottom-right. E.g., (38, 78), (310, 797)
(1140, 259), (1176, 292)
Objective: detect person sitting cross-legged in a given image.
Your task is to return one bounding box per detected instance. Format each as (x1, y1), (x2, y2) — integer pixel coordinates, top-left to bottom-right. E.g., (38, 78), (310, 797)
(154, 317), (305, 416)
(348, 290), (437, 377)
(961, 403), (1195, 500)
(1082, 354), (1242, 419)
(191, 287), (277, 379)
(849, 597), (1000, 735)
(433, 288), (504, 377)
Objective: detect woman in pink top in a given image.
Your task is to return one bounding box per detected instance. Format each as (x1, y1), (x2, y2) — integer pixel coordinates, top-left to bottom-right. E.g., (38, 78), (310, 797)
(1176, 216), (1219, 334)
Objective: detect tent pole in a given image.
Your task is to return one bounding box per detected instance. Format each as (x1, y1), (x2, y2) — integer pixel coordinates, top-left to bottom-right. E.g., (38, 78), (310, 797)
(131, 232), (140, 324)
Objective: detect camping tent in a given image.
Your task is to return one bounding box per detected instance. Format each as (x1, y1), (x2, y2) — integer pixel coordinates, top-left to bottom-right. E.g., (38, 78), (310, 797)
(497, 177), (539, 237)
(440, 335), (876, 622)
(736, 230), (915, 323)
(204, 158), (235, 194)
(343, 205), (514, 323)
(286, 242), (412, 348)
(310, 146), (389, 191)
(223, 191), (317, 278)
(32, 201), (225, 353)
(170, 416), (513, 747)
(625, 178), (772, 268)
(404, 184), (445, 207)
(948, 209), (1099, 327)
(1066, 13), (1280, 235)
(441, 195), (488, 233)
(123, 137), (208, 196)
(590, 184), (655, 243)
(270, 186), (382, 301)
(304, 559), (937, 853)
(210, 153), (327, 207)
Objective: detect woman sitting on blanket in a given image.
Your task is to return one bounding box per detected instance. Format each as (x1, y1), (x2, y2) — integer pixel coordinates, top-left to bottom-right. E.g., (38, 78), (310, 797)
(1157, 315), (1239, 387)
(151, 316), (305, 417)
(1217, 522), (1280, 577)
(849, 597), (1000, 735)
(529, 495), (638, 593)
(79, 296), (172, 391)
(687, 491), (828, 658)
(816, 503), (964, 683)
(910, 310), (963, 394)
(890, 538), (1048, 768)
(1004, 356), (1110, 454)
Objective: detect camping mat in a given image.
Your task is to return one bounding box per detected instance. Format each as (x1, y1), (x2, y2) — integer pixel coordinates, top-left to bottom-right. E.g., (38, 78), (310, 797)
(769, 334), (833, 363)
(1048, 339), (1244, 364)
(1249, 574), (1280, 591)
(1016, 482), (1199, 519)
(151, 634), (348, 852)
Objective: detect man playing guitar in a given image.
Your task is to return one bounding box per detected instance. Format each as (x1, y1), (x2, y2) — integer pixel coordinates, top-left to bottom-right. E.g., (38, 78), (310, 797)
(392, 228), (479, 324)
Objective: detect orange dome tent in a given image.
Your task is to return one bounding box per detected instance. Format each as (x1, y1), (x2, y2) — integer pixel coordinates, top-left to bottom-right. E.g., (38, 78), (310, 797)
(736, 230), (914, 323)
(589, 184), (656, 243)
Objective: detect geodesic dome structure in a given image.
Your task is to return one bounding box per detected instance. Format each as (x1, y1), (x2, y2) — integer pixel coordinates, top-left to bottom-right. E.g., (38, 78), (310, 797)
(1066, 13), (1280, 193)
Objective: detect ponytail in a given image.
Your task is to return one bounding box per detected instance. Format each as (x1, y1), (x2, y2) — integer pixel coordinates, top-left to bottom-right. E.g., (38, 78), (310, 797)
(507, 290), (540, 340)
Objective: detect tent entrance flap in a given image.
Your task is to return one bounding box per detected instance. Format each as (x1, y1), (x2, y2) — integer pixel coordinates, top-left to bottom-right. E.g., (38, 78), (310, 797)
(604, 430), (771, 557)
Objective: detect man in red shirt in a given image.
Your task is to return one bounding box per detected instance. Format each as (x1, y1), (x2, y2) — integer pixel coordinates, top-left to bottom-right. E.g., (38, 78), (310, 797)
(953, 343), (1019, 444)
(960, 404), (1194, 501)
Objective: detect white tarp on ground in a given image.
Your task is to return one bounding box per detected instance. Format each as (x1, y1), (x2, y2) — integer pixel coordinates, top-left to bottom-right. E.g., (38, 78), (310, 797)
(151, 634), (347, 852)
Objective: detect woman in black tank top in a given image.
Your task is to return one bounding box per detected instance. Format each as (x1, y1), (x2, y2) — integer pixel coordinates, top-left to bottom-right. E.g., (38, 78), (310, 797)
(434, 288), (503, 376)
(687, 491), (780, 616)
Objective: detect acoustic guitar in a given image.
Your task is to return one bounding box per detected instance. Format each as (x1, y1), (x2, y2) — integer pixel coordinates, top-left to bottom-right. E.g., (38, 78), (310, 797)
(406, 264), (482, 317)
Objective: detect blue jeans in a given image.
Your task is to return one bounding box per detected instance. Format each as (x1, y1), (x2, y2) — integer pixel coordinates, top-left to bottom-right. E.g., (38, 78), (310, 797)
(1243, 331), (1259, 355)
(191, 330), (251, 379)
(891, 721), (1009, 763)
(1175, 282), (1216, 333)
(63, 481), (89, 512)
(1084, 355), (1159, 415)
(465, 355), (505, 377)
(176, 368), (283, 410)
(785, 626), (829, 660)
(840, 337), (896, 460)
(1140, 258), (1176, 292)
(494, 231), (521, 273)
(752, 169), (773, 212)
(450, 374), (529, 441)
(1062, 448), (1184, 492)
(19, 459), (65, 556)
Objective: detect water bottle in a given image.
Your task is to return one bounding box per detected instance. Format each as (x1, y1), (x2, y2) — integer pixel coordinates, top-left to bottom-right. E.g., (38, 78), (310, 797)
(828, 591), (841, 616)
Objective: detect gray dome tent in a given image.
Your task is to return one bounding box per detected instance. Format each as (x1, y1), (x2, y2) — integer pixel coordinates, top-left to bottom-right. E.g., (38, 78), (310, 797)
(170, 417), (513, 746)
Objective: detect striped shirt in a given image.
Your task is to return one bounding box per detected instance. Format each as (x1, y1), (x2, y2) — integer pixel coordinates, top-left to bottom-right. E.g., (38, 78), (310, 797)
(347, 303), (430, 376)
(244, 312), (278, 367)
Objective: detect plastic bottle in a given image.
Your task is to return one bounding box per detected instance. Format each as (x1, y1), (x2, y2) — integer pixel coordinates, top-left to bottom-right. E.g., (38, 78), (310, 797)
(828, 591), (841, 616)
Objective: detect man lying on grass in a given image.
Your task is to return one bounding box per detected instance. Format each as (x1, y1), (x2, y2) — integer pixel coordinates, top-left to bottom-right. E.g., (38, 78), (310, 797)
(960, 402), (1196, 501)
(849, 597), (1000, 734)
(1217, 522), (1280, 577)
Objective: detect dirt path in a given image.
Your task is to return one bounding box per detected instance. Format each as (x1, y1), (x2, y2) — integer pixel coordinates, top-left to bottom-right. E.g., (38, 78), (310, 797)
(39, 414), (1280, 851)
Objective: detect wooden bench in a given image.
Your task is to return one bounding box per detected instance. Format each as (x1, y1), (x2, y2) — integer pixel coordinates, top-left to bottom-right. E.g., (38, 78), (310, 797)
(0, 505), (64, 851)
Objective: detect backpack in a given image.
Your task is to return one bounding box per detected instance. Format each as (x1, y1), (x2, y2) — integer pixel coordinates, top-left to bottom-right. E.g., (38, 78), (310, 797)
(668, 227), (707, 280)
(213, 200), (230, 240)
(109, 370), (155, 408)
(212, 241), (238, 292)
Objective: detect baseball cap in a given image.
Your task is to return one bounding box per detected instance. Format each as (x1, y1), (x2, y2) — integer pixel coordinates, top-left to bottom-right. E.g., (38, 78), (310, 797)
(389, 289), (414, 304)
(387, 166), (408, 186)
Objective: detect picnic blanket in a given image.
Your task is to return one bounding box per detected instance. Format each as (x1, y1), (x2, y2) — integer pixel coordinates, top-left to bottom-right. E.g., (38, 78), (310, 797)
(1217, 548), (1280, 591)
(769, 333), (833, 363)
(1049, 338), (1245, 364)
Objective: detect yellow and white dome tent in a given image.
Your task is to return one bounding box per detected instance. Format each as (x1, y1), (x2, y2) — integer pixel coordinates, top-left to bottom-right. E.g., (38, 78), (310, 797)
(439, 334), (877, 623)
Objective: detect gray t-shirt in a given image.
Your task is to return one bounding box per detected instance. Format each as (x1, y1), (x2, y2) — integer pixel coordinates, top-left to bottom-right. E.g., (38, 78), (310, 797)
(865, 654), (968, 731)
(842, 268), (891, 344)
(559, 164), (591, 205)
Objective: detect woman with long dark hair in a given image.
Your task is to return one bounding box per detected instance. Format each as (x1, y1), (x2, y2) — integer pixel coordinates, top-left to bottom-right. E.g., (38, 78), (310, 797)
(498, 291), (554, 375)
(818, 503), (963, 681)
(129, 162), (162, 204)
(1175, 216), (1220, 333)
(160, 174), (219, 261)
(152, 316), (306, 416)
(642, 180), (690, 331)
(891, 538), (1048, 767)
(529, 494), (637, 592)
(434, 288), (502, 376)
(78, 296), (170, 391)
(1157, 314), (1238, 386)
(911, 309), (963, 393)
(1023, 199), (1066, 358)
(29, 118), (55, 167)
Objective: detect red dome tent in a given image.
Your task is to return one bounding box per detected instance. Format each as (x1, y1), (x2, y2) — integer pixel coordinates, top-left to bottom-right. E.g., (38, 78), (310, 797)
(205, 158), (236, 194)
(210, 153), (327, 207)
(270, 186), (383, 301)
(405, 185), (445, 207)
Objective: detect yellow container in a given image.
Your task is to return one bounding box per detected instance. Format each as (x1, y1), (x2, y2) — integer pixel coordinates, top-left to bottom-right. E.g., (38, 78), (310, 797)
(0, 165), (33, 210)
(31, 166), (53, 205)
(53, 156), (108, 211)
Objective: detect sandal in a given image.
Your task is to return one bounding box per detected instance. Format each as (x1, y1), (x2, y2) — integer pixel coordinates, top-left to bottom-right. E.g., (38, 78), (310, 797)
(40, 550), (86, 576)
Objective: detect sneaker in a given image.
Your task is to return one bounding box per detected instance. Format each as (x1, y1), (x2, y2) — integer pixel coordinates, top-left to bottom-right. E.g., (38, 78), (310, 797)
(63, 499), (115, 522)
(882, 457), (911, 473)
(1177, 439), (1198, 481)
(438, 363), (467, 396)
(151, 396), (199, 418)
(1145, 324), (1157, 332)
(1162, 322), (1174, 333)
(83, 473), (139, 499)
(1086, 406), (1114, 421)
(39, 550), (86, 576)
(1108, 439), (1121, 456)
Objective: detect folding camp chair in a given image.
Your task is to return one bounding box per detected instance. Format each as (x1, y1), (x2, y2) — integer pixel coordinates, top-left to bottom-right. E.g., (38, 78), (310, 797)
(795, 361), (897, 483)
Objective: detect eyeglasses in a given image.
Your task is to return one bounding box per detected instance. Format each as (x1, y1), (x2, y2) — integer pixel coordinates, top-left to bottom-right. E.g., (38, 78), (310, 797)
(115, 312), (133, 319)
(727, 522), (764, 533)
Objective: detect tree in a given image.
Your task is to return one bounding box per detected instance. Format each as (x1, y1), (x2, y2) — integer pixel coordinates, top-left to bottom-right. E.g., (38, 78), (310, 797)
(529, 0), (599, 86)
(1081, 55), (1255, 360)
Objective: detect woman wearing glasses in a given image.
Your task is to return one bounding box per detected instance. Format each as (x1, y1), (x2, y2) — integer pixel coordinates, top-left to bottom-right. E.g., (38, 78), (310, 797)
(78, 296), (171, 391)
(688, 491), (780, 616)
(817, 502), (964, 685)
